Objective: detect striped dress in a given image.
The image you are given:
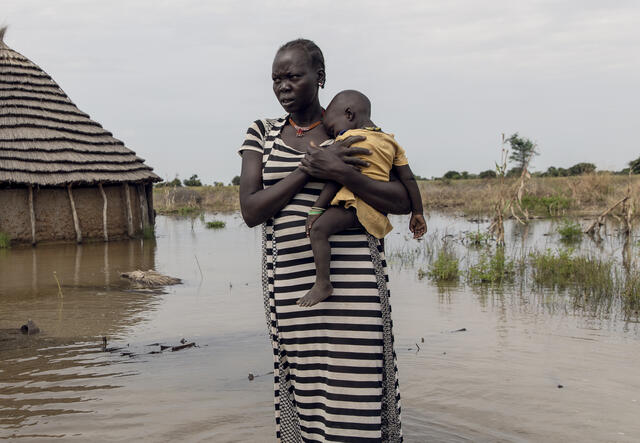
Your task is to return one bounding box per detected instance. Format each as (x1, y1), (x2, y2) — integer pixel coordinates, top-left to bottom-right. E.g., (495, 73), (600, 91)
(240, 117), (402, 442)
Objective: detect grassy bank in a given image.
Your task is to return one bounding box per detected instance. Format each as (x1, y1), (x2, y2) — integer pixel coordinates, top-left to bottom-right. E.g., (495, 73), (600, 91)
(154, 186), (240, 214)
(154, 174), (640, 218)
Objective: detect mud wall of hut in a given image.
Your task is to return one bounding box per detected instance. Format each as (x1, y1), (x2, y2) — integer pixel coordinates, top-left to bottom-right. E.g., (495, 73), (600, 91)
(0, 184), (153, 244)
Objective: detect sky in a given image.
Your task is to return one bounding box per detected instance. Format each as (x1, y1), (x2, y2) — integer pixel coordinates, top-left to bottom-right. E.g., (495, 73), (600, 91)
(3, 0), (639, 184)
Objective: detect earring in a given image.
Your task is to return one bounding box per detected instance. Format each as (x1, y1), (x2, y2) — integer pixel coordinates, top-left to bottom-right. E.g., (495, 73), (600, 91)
(318, 82), (325, 88)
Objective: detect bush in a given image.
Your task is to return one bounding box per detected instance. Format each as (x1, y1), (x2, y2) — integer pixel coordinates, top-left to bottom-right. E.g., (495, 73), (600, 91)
(231, 175), (241, 186)
(205, 220), (226, 229)
(569, 162), (596, 175)
(464, 230), (491, 247)
(556, 219), (582, 243)
(156, 177), (182, 187)
(478, 169), (497, 179)
(443, 170), (461, 180)
(520, 195), (572, 216)
(467, 248), (515, 284)
(426, 247), (460, 281)
(183, 174), (202, 187)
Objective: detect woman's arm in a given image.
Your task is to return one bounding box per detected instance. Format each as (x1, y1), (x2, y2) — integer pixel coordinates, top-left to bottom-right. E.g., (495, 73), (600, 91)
(239, 150), (310, 227)
(299, 141), (411, 214)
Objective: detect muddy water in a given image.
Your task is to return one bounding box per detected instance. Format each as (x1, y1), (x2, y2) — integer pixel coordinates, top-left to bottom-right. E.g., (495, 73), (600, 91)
(1, 213), (639, 442)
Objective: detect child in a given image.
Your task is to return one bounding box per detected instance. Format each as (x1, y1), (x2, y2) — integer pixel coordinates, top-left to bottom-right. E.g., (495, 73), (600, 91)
(297, 89), (426, 307)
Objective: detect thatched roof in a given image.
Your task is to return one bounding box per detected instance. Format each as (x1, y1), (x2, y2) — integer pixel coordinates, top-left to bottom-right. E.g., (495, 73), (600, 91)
(0, 27), (160, 186)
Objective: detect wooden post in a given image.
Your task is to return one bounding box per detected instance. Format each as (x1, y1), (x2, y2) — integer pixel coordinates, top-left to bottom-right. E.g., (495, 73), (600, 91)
(28, 185), (36, 245)
(67, 184), (82, 243)
(99, 183), (108, 242)
(138, 183), (149, 230)
(123, 183), (134, 237)
(146, 183), (155, 225)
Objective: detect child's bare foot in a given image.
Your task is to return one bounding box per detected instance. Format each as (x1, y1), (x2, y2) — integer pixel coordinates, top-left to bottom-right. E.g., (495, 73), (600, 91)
(297, 281), (333, 307)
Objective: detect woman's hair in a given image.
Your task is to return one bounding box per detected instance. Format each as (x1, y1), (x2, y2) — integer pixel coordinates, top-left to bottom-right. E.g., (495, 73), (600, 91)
(278, 39), (325, 72)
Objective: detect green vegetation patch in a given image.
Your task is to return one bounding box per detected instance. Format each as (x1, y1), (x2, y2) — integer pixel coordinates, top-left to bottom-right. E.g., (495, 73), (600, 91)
(142, 226), (155, 239)
(467, 248), (515, 284)
(556, 219), (583, 243)
(520, 194), (572, 216)
(423, 247), (459, 282)
(0, 232), (10, 249)
(530, 249), (614, 295)
(205, 220), (226, 229)
(464, 230), (491, 247)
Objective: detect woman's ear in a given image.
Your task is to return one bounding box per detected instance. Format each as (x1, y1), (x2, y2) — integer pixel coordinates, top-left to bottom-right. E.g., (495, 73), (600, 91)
(317, 69), (326, 88)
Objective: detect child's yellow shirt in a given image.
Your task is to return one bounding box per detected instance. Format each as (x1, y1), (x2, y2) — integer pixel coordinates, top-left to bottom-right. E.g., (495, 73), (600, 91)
(331, 128), (408, 238)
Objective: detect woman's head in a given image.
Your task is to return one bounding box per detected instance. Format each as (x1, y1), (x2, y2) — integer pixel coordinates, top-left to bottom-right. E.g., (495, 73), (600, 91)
(272, 39), (325, 114)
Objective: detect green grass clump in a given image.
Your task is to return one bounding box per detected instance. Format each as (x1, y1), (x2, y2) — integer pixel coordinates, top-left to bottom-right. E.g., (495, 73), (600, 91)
(176, 206), (202, 216)
(530, 249), (614, 295)
(425, 247), (459, 282)
(468, 248), (515, 284)
(556, 219), (582, 243)
(464, 230), (491, 247)
(521, 194), (572, 216)
(619, 270), (640, 314)
(205, 220), (226, 229)
(0, 232), (10, 249)
(142, 226), (155, 239)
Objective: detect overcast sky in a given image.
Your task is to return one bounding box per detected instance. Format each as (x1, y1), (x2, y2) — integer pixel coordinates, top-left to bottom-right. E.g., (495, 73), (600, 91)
(3, 0), (639, 183)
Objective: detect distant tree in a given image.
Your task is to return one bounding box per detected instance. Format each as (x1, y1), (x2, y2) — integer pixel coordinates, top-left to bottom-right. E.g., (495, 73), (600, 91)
(629, 156), (640, 174)
(460, 171), (470, 179)
(164, 177), (182, 187)
(506, 167), (523, 178)
(231, 175), (241, 186)
(507, 133), (538, 170)
(443, 170), (461, 180)
(618, 167), (631, 175)
(568, 162), (596, 175)
(213, 181), (224, 187)
(478, 169), (497, 179)
(183, 174), (202, 187)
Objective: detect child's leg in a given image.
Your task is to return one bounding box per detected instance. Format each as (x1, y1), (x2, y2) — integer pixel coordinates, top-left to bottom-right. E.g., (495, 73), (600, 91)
(297, 206), (359, 307)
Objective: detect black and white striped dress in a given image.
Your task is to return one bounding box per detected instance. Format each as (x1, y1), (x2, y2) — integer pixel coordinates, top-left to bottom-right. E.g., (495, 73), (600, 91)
(240, 117), (402, 442)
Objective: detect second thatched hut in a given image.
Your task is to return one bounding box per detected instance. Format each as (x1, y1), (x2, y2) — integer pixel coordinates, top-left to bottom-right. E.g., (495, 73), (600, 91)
(0, 27), (161, 245)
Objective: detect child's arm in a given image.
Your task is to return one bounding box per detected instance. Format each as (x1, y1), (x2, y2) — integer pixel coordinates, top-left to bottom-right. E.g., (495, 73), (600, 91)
(394, 164), (427, 238)
(306, 181), (342, 236)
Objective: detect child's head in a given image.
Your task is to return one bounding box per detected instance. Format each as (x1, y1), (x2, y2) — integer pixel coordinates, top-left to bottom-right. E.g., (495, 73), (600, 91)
(323, 90), (371, 138)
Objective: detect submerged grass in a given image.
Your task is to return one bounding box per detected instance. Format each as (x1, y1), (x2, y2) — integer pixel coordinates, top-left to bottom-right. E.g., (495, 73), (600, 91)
(467, 248), (515, 284)
(556, 219), (583, 243)
(529, 249), (613, 291)
(205, 220), (226, 229)
(142, 226), (155, 239)
(0, 231), (10, 249)
(424, 245), (460, 282)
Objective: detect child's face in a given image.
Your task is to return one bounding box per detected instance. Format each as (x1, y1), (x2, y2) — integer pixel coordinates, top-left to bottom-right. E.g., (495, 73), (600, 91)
(322, 105), (356, 139)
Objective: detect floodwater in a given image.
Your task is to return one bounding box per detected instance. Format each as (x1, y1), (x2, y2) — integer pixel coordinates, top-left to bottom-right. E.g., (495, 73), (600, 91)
(1, 213), (639, 442)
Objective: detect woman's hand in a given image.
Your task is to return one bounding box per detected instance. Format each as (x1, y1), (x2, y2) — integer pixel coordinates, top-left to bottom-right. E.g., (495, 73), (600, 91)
(298, 136), (370, 181)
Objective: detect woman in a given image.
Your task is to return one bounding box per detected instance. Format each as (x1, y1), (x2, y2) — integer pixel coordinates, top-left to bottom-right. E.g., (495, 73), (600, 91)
(239, 39), (409, 442)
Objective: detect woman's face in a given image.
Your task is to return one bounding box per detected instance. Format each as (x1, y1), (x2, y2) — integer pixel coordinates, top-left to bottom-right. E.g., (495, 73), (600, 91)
(272, 48), (322, 114)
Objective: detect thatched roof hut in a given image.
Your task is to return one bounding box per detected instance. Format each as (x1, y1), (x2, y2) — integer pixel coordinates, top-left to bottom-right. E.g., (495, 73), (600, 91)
(0, 27), (160, 245)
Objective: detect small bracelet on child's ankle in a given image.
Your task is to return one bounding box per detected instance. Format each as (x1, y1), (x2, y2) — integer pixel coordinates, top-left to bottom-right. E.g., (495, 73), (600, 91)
(308, 210), (324, 215)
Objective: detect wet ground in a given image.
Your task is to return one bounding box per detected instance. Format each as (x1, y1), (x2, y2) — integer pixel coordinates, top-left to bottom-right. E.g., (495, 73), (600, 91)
(1, 213), (639, 442)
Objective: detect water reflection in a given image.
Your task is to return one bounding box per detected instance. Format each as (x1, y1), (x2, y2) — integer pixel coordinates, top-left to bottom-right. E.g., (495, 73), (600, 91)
(0, 239), (160, 432)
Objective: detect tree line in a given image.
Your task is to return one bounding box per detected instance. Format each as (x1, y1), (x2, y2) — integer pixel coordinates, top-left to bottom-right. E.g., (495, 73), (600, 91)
(433, 133), (638, 180)
(155, 174), (241, 187)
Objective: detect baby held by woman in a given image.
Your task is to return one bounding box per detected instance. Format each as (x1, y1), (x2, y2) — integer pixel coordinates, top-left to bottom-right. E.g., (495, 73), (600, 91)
(298, 89), (426, 307)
